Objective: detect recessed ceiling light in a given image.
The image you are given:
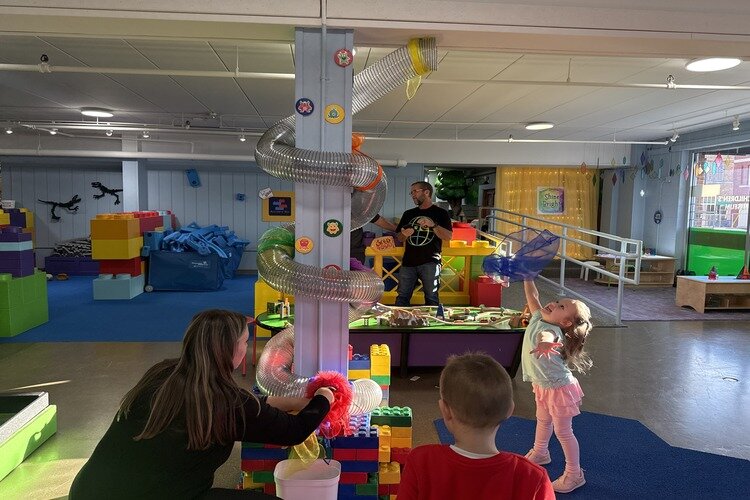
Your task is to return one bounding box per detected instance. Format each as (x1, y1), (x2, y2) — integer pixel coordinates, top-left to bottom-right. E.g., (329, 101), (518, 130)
(685, 58), (741, 72)
(49, 128), (58, 135)
(141, 131), (150, 139)
(525, 122), (554, 131)
(5, 127), (12, 134)
(239, 134), (246, 142)
(81, 107), (114, 118)
(105, 129), (113, 137)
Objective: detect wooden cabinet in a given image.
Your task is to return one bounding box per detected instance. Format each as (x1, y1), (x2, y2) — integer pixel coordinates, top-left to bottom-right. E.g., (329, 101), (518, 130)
(594, 254), (676, 287)
(676, 276), (750, 313)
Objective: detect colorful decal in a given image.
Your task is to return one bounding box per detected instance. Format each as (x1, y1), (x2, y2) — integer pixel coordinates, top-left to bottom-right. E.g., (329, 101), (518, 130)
(537, 187), (565, 215)
(295, 98), (314, 116)
(324, 104), (345, 124)
(334, 48), (353, 68)
(323, 219), (344, 237)
(295, 236), (314, 254)
(258, 187), (273, 199)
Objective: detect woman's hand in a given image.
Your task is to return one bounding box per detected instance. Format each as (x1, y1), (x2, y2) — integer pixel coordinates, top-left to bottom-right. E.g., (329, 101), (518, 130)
(314, 387), (335, 404)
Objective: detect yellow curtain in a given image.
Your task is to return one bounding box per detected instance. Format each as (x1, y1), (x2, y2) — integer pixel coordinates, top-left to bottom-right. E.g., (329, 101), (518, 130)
(494, 166), (599, 260)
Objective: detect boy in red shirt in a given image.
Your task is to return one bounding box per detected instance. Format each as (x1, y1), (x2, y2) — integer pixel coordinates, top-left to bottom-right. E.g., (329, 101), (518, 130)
(399, 353), (555, 500)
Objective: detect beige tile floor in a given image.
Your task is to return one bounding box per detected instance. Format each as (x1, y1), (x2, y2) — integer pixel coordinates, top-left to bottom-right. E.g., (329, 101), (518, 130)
(1, 318), (748, 499)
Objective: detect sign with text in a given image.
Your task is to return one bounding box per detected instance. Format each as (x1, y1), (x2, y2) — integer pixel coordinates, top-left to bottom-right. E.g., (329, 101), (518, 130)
(262, 191), (295, 222)
(537, 187), (565, 215)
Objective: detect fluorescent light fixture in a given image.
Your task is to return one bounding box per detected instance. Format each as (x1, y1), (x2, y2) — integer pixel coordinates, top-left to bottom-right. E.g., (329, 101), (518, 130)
(81, 107), (114, 118)
(525, 122), (554, 131)
(733, 116), (740, 131)
(685, 58), (741, 72)
(639, 189), (645, 197)
(5, 127), (12, 134)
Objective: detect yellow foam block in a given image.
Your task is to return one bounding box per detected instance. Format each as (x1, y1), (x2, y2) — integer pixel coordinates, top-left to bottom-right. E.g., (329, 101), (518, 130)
(377, 425), (391, 447)
(0, 213), (9, 225)
(24, 211), (34, 228)
(347, 369), (370, 380)
(391, 426), (412, 438)
(378, 462), (401, 484)
(90, 217), (141, 240)
(391, 437), (412, 449)
(378, 445), (391, 463)
(92, 236), (143, 260)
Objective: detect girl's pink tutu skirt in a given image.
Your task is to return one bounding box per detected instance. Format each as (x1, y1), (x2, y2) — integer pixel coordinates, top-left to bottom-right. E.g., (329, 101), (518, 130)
(532, 379), (584, 417)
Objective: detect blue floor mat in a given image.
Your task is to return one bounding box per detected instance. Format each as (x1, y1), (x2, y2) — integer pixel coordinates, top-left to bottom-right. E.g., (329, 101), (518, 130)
(0, 274), (257, 342)
(434, 412), (750, 499)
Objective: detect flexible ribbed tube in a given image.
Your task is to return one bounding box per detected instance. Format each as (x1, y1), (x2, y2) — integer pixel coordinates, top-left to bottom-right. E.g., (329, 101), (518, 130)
(257, 225), (384, 303)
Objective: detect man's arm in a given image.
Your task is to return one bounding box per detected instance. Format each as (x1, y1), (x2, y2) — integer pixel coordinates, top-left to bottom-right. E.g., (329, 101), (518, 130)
(374, 216), (398, 232)
(432, 224), (452, 241)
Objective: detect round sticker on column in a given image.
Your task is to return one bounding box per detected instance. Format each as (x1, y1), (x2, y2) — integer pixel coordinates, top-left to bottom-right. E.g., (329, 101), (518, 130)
(295, 98), (314, 116)
(334, 48), (353, 67)
(324, 104), (345, 124)
(323, 219), (343, 237)
(295, 236), (314, 254)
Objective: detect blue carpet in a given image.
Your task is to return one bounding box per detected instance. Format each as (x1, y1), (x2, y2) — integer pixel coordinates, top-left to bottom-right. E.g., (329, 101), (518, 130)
(0, 275), (257, 342)
(434, 412), (750, 499)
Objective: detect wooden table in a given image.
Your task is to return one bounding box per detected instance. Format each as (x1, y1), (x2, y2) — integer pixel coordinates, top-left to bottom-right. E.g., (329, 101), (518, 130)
(675, 276), (750, 313)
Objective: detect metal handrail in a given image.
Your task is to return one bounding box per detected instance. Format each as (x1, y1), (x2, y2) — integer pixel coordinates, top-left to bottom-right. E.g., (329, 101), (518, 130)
(478, 207), (644, 325)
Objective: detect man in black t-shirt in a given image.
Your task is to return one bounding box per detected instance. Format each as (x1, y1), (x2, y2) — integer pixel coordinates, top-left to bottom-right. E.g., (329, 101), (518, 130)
(395, 181), (453, 306)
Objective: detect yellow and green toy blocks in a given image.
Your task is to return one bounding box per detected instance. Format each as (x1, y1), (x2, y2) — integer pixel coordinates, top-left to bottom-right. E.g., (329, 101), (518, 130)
(0, 212), (9, 225)
(91, 236), (143, 260)
(254, 278), (293, 338)
(90, 214), (141, 240)
(378, 462), (401, 484)
(0, 271), (49, 337)
(370, 344), (391, 376)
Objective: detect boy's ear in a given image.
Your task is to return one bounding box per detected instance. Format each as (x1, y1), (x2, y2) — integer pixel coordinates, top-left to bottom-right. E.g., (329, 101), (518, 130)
(438, 399), (452, 422)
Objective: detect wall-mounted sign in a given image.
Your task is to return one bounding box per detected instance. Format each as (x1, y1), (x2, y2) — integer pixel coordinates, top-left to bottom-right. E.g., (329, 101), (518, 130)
(323, 219), (343, 237)
(324, 104), (345, 124)
(334, 48), (353, 68)
(262, 191), (295, 222)
(295, 236), (314, 254)
(536, 187), (565, 215)
(295, 98), (314, 116)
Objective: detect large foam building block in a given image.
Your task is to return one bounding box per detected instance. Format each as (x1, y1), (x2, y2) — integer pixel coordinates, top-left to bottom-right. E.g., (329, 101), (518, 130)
(0, 271), (49, 337)
(93, 273), (145, 300)
(99, 257), (144, 277)
(90, 214), (141, 240)
(91, 236), (143, 260)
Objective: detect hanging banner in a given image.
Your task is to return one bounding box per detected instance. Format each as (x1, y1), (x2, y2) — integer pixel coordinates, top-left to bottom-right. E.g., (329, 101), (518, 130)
(537, 187), (565, 215)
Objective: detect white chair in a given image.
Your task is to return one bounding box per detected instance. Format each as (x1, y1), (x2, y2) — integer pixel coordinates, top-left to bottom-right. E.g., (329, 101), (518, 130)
(579, 261), (603, 281)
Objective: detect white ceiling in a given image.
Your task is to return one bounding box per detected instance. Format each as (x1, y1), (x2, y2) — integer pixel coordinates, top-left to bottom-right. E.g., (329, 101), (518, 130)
(2, 31), (750, 145)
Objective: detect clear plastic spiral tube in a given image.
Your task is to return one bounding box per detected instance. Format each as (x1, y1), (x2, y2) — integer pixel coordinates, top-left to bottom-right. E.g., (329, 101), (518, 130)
(256, 225), (384, 303)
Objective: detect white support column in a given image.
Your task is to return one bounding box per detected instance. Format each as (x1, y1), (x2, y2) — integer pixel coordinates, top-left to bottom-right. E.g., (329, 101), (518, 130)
(293, 28), (353, 376)
(122, 160), (148, 211)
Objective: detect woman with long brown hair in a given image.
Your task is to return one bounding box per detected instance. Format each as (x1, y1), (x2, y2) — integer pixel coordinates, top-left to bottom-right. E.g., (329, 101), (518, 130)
(69, 309), (333, 499)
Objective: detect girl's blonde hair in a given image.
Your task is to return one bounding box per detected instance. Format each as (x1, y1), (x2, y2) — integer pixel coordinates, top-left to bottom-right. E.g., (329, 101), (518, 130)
(119, 309), (252, 450)
(561, 301), (593, 374)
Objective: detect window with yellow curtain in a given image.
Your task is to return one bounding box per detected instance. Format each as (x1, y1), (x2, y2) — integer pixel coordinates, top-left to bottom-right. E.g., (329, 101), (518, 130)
(494, 166), (599, 260)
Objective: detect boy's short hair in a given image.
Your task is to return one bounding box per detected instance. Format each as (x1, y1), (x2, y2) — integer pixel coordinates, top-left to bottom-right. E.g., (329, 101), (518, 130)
(440, 352), (513, 429)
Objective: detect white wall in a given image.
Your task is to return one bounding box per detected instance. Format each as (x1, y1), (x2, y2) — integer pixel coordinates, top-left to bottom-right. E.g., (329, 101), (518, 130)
(2, 158), (425, 270)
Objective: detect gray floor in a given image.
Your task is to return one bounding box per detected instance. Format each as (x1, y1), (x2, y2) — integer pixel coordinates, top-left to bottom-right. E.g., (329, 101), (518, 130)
(1, 318), (749, 499)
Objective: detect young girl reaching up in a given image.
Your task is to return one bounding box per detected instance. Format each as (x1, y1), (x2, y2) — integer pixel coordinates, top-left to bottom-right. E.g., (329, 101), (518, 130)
(521, 279), (593, 494)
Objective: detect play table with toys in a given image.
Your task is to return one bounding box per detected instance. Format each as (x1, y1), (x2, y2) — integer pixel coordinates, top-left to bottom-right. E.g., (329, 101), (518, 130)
(255, 305), (527, 378)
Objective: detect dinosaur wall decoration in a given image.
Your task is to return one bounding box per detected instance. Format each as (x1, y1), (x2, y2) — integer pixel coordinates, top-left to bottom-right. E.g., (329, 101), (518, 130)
(38, 195), (82, 221)
(91, 182), (123, 205)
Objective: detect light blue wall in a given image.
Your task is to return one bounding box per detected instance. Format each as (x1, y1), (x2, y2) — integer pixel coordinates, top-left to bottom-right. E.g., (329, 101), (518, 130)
(2, 158), (425, 270)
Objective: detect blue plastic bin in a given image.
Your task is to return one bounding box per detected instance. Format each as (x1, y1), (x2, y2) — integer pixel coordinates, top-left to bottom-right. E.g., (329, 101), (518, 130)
(147, 251), (224, 291)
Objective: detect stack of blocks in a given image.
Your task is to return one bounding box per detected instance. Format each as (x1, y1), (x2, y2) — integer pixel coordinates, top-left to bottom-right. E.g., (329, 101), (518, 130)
(240, 443), (288, 496)
(90, 211), (167, 299)
(371, 407), (413, 499)
(0, 227), (34, 277)
(0, 208), (35, 244)
(0, 270), (49, 337)
(332, 414), (380, 499)
(347, 344), (391, 405)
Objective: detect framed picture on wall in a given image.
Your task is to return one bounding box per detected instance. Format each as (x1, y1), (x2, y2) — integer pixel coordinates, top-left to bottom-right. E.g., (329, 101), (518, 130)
(537, 187), (565, 215)
(262, 191), (295, 222)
